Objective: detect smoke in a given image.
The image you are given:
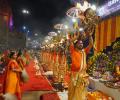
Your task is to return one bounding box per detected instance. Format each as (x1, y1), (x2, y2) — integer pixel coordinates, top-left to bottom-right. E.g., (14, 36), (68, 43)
(51, 15), (74, 31)
(61, 17), (70, 25)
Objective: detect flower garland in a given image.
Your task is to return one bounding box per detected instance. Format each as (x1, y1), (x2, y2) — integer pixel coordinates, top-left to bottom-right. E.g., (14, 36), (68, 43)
(87, 52), (113, 76)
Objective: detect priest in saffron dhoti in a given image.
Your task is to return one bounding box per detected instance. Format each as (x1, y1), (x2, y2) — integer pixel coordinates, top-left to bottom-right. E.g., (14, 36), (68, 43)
(68, 39), (92, 100)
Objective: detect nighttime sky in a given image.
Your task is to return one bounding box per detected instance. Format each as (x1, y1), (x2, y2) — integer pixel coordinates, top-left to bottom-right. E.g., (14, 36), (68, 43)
(10, 0), (105, 37)
(10, 0), (72, 37)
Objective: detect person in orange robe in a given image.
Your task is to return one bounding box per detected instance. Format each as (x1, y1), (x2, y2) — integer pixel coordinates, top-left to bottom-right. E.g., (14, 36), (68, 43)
(17, 50), (25, 69)
(4, 51), (22, 100)
(53, 48), (59, 82)
(68, 40), (92, 100)
(23, 49), (31, 65)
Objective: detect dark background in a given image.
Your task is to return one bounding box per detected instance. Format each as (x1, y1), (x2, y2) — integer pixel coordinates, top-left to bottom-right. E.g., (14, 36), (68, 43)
(9, 0), (105, 36)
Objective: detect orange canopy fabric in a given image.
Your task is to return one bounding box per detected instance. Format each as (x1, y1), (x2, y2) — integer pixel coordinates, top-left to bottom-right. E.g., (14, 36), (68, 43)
(95, 16), (120, 52)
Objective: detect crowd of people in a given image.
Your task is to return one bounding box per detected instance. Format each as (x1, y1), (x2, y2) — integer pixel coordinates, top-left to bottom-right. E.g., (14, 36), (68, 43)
(0, 40), (118, 100)
(0, 49), (31, 100)
(39, 35), (94, 100)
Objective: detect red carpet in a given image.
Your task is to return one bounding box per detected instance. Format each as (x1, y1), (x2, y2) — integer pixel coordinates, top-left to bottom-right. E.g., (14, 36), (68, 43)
(40, 93), (60, 100)
(22, 60), (54, 92)
(0, 74), (5, 93)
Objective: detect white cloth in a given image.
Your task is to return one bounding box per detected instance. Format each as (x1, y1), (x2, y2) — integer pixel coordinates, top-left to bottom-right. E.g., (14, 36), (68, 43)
(21, 69), (29, 83)
(90, 77), (120, 100)
(43, 71), (53, 75)
(57, 91), (68, 100)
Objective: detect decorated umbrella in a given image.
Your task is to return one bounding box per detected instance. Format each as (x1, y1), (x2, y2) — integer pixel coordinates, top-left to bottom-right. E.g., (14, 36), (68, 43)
(54, 24), (69, 40)
(66, 0), (100, 52)
(44, 36), (52, 40)
(66, 1), (91, 19)
(48, 32), (57, 36)
(54, 24), (68, 30)
(66, 7), (82, 18)
(54, 24), (65, 30)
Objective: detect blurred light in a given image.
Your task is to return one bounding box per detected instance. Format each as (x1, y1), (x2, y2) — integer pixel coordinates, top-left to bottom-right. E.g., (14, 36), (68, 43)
(54, 33), (57, 36)
(45, 40), (48, 43)
(22, 9), (27, 14)
(22, 9), (30, 14)
(65, 25), (68, 29)
(34, 46), (37, 48)
(9, 16), (13, 26)
(60, 39), (64, 43)
(76, 1), (90, 11)
(33, 40), (36, 42)
(76, 3), (81, 8)
(26, 11), (29, 14)
(50, 44), (54, 48)
(48, 32), (57, 36)
(9, 15), (13, 31)
(45, 36), (52, 40)
(36, 41), (39, 44)
(79, 28), (84, 31)
(27, 30), (30, 33)
(97, 0), (120, 17)
(72, 18), (77, 23)
(58, 30), (61, 33)
(91, 5), (96, 10)
(23, 26), (26, 30)
(83, 1), (90, 11)
(66, 34), (69, 40)
(35, 33), (38, 36)
(27, 38), (31, 41)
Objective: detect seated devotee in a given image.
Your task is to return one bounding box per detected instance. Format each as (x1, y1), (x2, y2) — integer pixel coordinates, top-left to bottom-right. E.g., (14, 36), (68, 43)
(17, 50), (25, 68)
(23, 49), (31, 65)
(34, 56), (41, 75)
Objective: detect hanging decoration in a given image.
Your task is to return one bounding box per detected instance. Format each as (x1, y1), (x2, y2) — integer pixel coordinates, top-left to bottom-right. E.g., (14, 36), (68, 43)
(54, 24), (66, 30)
(66, 0), (100, 43)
